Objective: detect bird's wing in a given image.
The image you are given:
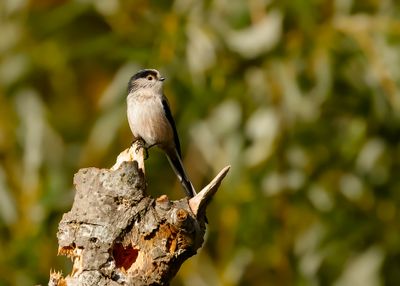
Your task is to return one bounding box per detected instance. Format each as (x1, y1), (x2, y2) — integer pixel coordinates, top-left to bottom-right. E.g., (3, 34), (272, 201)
(161, 96), (182, 157)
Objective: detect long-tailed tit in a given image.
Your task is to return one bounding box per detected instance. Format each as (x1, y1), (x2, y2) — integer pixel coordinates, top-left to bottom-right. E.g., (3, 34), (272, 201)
(126, 69), (196, 198)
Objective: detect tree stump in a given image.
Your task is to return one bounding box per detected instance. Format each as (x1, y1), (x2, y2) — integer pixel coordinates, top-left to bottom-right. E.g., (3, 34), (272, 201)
(49, 142), (230, 286)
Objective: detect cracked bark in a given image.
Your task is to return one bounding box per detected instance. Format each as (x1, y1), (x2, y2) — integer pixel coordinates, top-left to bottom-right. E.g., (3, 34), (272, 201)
(49, 142), (230, 286)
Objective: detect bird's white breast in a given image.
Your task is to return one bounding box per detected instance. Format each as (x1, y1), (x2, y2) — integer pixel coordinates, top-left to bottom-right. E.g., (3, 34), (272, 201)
(127, 91), (173, 148)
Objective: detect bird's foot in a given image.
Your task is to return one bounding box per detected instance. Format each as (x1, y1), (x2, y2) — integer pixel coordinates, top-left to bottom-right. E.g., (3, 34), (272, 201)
(143, 148), (149, 160)
(131, 139), (149, 160)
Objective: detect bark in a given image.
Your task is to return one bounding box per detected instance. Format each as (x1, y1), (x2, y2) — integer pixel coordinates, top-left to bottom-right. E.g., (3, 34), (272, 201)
(49, 142), (230, 286)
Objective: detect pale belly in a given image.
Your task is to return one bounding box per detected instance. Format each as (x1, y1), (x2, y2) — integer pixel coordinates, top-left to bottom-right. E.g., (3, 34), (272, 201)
(127, 96), (173, 148)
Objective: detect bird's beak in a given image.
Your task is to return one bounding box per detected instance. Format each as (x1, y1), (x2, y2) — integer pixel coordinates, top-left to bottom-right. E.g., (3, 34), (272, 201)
(159, 77), (165, 81)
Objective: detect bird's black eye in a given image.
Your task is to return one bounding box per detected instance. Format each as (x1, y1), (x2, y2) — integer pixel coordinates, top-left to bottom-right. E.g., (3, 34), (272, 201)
(146, 75), (154, 81)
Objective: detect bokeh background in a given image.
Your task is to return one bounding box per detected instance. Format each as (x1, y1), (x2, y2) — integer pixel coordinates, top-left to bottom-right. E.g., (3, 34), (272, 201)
(1, 0), (400, 285)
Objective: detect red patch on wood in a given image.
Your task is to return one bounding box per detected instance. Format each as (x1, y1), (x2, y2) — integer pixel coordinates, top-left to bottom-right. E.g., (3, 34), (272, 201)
(113, 243), (138, 270)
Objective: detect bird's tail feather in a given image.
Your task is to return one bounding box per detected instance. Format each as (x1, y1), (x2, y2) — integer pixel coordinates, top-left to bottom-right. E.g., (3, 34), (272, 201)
(166, 150), (196, 198)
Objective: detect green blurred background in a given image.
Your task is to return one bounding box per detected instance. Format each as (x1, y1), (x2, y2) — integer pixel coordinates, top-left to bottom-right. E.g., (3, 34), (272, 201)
(1, 0), (400, 285)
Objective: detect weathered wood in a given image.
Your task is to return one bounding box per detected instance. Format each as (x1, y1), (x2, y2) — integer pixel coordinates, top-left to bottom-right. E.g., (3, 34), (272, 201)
(50, 143), (229, 286)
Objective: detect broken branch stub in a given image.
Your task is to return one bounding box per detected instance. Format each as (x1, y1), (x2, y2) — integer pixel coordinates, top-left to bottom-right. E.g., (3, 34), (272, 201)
(50, 143), (230, 286)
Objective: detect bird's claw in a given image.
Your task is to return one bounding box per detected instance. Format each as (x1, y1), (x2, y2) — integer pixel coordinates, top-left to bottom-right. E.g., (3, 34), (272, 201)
(132, 139), (149, 160)
(143, 148), (149, 160)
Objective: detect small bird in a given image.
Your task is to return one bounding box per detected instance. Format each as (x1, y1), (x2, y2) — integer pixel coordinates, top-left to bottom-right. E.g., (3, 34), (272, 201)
(126, 69), (196, 198)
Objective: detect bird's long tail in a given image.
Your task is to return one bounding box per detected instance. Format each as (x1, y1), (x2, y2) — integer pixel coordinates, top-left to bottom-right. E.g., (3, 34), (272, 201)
(166, 150), (196, 198)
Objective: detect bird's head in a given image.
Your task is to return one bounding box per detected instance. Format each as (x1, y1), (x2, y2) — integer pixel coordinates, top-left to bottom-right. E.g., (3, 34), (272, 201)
(128, 69), (165, 93)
